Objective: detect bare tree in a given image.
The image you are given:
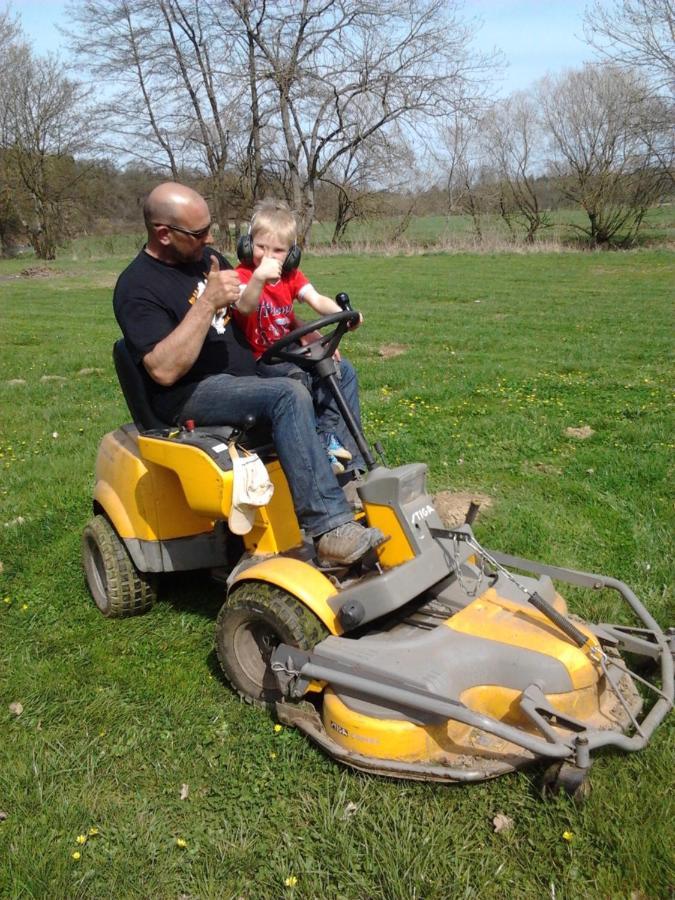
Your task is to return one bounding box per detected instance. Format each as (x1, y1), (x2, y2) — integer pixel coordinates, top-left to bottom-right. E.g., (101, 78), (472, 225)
(66, 0), (492, 242)
(0, 3), (19, 57)
(483, 93), (551, 243)
(64, 0), (249, 244)
(3, 48), (95, 258)
(226, 0), (493, 243)
(584, 0), (675, 98)
(539, 63), (672, 247)
(437, 113), (499, 242)
(0, 5), (25, 254)
(321, 134), (416, 244)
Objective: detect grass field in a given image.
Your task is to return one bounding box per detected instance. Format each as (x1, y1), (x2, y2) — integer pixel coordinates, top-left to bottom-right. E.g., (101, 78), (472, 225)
(0, 246), (673, 898)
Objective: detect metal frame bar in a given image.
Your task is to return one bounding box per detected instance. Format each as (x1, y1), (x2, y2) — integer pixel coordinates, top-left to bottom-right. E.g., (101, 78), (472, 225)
(273, 551), (673, 765)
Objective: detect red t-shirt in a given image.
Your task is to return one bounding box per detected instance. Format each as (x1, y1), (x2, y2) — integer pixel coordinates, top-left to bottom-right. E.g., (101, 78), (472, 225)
(234, 264), (311, 359)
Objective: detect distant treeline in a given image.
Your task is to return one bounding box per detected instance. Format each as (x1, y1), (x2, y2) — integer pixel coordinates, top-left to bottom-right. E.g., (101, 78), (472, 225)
(1, 1), (672, 257)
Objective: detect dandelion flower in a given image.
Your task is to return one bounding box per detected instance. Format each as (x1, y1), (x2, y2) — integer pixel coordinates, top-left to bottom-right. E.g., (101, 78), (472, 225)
(562, 831), (574, 842)
(76, 834), (87, 845)
(274, 724), (283, 733)
(284, 875), (298, 887)
(72, 852), (81, 861)
(270, 752), (277, 759)
(21, 604), (28, 611)
(88, 827), (99, 837)
(175, 837), (187, 848)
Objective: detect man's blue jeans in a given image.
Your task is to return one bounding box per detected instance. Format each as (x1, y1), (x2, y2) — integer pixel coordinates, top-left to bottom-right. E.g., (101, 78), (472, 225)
(255, 357), (366, 472)
(179, 374), (354, 537)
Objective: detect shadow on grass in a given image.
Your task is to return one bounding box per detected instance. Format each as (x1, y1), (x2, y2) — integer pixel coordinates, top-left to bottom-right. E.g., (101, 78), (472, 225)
(158, 570), (224, 620)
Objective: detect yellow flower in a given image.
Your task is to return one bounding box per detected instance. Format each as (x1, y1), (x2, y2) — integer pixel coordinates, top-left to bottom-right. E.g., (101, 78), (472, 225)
(88, 827), (99, 837)
(284, 875), (298, 887)
(76, 834), (87, 845)
(270, 751), (277, 759)
(72, 852), (81, 861)
(175, 838), (187, 848)
(3, 597), (10, 604)
(274, 724), (283, 733)
(21, 604), (28, 611)
(562, 831), (574, 842)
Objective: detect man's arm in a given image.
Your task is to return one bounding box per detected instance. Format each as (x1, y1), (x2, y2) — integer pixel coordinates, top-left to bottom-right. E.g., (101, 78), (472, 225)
(143, 256), (240, 386)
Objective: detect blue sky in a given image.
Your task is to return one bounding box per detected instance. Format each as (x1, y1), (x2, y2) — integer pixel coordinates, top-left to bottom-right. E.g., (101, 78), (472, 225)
(12, 0), (594, 94)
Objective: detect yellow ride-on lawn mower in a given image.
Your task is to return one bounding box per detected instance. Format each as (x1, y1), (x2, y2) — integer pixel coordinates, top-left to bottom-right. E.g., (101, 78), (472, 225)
(83, 307), (673, 798)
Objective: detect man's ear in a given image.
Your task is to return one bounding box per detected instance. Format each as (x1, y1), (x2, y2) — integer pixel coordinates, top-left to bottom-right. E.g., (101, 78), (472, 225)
(155, 225), (172, 246)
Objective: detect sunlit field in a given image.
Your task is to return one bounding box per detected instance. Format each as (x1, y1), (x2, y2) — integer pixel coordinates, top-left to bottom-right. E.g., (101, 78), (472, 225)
(0, 246), (673, 898)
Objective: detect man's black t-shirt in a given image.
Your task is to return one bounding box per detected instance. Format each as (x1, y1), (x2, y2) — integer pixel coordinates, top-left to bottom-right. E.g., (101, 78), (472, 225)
(113, 248), (256, 422)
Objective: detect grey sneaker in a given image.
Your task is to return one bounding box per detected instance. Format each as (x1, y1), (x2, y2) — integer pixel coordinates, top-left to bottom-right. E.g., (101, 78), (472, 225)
(315, 522), (384, 567)
(342, 477), (364, 511)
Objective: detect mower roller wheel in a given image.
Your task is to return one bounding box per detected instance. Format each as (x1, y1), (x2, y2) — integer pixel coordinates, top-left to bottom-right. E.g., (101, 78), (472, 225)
(216, 581), (328, 705)
(82, 515), (157, 617)
(540, 761), (592, 805)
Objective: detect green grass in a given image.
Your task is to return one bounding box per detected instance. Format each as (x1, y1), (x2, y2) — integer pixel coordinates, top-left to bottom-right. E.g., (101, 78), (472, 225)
(308, 205), (675, 248)
(0, 247), (673, 898)
(10, 204), (673, 262)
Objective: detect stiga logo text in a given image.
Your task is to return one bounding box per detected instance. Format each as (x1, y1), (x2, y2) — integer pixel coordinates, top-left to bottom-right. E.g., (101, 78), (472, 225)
(411, 504), (434, 525)
(330, 720), (348, 736)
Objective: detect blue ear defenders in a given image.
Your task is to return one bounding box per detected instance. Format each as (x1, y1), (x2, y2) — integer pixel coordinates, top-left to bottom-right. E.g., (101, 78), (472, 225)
(236, 232), (302, 274)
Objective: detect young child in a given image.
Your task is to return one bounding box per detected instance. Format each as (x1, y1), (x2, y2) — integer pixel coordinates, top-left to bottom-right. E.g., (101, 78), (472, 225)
(233, 200), (364, 475)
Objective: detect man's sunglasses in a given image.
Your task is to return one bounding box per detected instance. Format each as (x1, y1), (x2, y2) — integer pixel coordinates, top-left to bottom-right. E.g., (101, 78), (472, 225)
(154, 221), (212, 239)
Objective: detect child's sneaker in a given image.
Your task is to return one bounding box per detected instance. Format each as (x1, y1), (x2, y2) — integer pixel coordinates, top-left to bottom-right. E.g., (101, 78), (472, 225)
(326, 433), (352, 461)
(328, 453), (345, 475)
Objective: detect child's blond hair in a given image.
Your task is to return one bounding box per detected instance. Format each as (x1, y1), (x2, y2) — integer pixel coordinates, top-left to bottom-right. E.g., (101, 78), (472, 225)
(250, 199), (297, 247)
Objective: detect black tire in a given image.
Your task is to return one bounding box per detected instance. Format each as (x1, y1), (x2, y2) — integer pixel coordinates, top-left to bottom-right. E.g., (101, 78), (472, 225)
(215, 581), (328, 704)
(82, 515), (157, 617)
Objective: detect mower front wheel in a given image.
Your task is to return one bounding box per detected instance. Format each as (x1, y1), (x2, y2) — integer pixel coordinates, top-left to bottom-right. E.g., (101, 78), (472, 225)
(216, 582), (328, 705)
(82, 515), (157, 618)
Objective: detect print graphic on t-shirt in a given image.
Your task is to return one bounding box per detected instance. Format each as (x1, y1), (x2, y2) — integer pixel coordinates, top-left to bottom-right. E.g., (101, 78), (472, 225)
(257, 300), (293, 346)
(188, 279), (231, 334)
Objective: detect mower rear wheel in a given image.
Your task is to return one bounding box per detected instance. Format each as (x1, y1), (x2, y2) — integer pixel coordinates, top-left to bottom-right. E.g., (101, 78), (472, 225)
(82, 515), (157, 617)
(216, 582), (328, 705)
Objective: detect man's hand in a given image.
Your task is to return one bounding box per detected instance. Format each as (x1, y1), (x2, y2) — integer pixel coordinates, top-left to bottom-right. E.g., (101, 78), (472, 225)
(201, 255), (240, 312)
(252, 256), (282, 284)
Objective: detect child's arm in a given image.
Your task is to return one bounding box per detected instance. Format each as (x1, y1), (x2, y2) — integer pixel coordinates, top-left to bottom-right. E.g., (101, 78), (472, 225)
(237, 257), (282, 314)
(299, 285), (363, 328)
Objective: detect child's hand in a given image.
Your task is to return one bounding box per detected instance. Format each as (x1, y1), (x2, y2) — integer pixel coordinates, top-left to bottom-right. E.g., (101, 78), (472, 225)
(254, 256), (283, 283)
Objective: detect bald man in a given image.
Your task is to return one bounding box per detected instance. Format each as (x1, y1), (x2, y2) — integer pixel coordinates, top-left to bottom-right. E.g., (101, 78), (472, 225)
(113, 183), (383, 567)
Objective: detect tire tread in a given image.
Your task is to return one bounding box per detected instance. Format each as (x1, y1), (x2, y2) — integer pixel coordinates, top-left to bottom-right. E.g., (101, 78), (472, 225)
(82, 515), (156, 617)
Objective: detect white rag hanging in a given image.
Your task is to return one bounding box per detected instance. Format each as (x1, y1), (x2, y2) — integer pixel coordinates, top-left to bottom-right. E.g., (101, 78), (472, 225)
(228, 444), (274, 534)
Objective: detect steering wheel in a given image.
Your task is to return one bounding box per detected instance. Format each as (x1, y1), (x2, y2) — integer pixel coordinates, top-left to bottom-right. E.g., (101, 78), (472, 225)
(259, 310), (360, 370)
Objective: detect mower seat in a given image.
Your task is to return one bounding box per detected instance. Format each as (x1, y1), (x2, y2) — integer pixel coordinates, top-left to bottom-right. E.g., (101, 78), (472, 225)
(112, 339), (275, 458)
(113, 338), (170, 432)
